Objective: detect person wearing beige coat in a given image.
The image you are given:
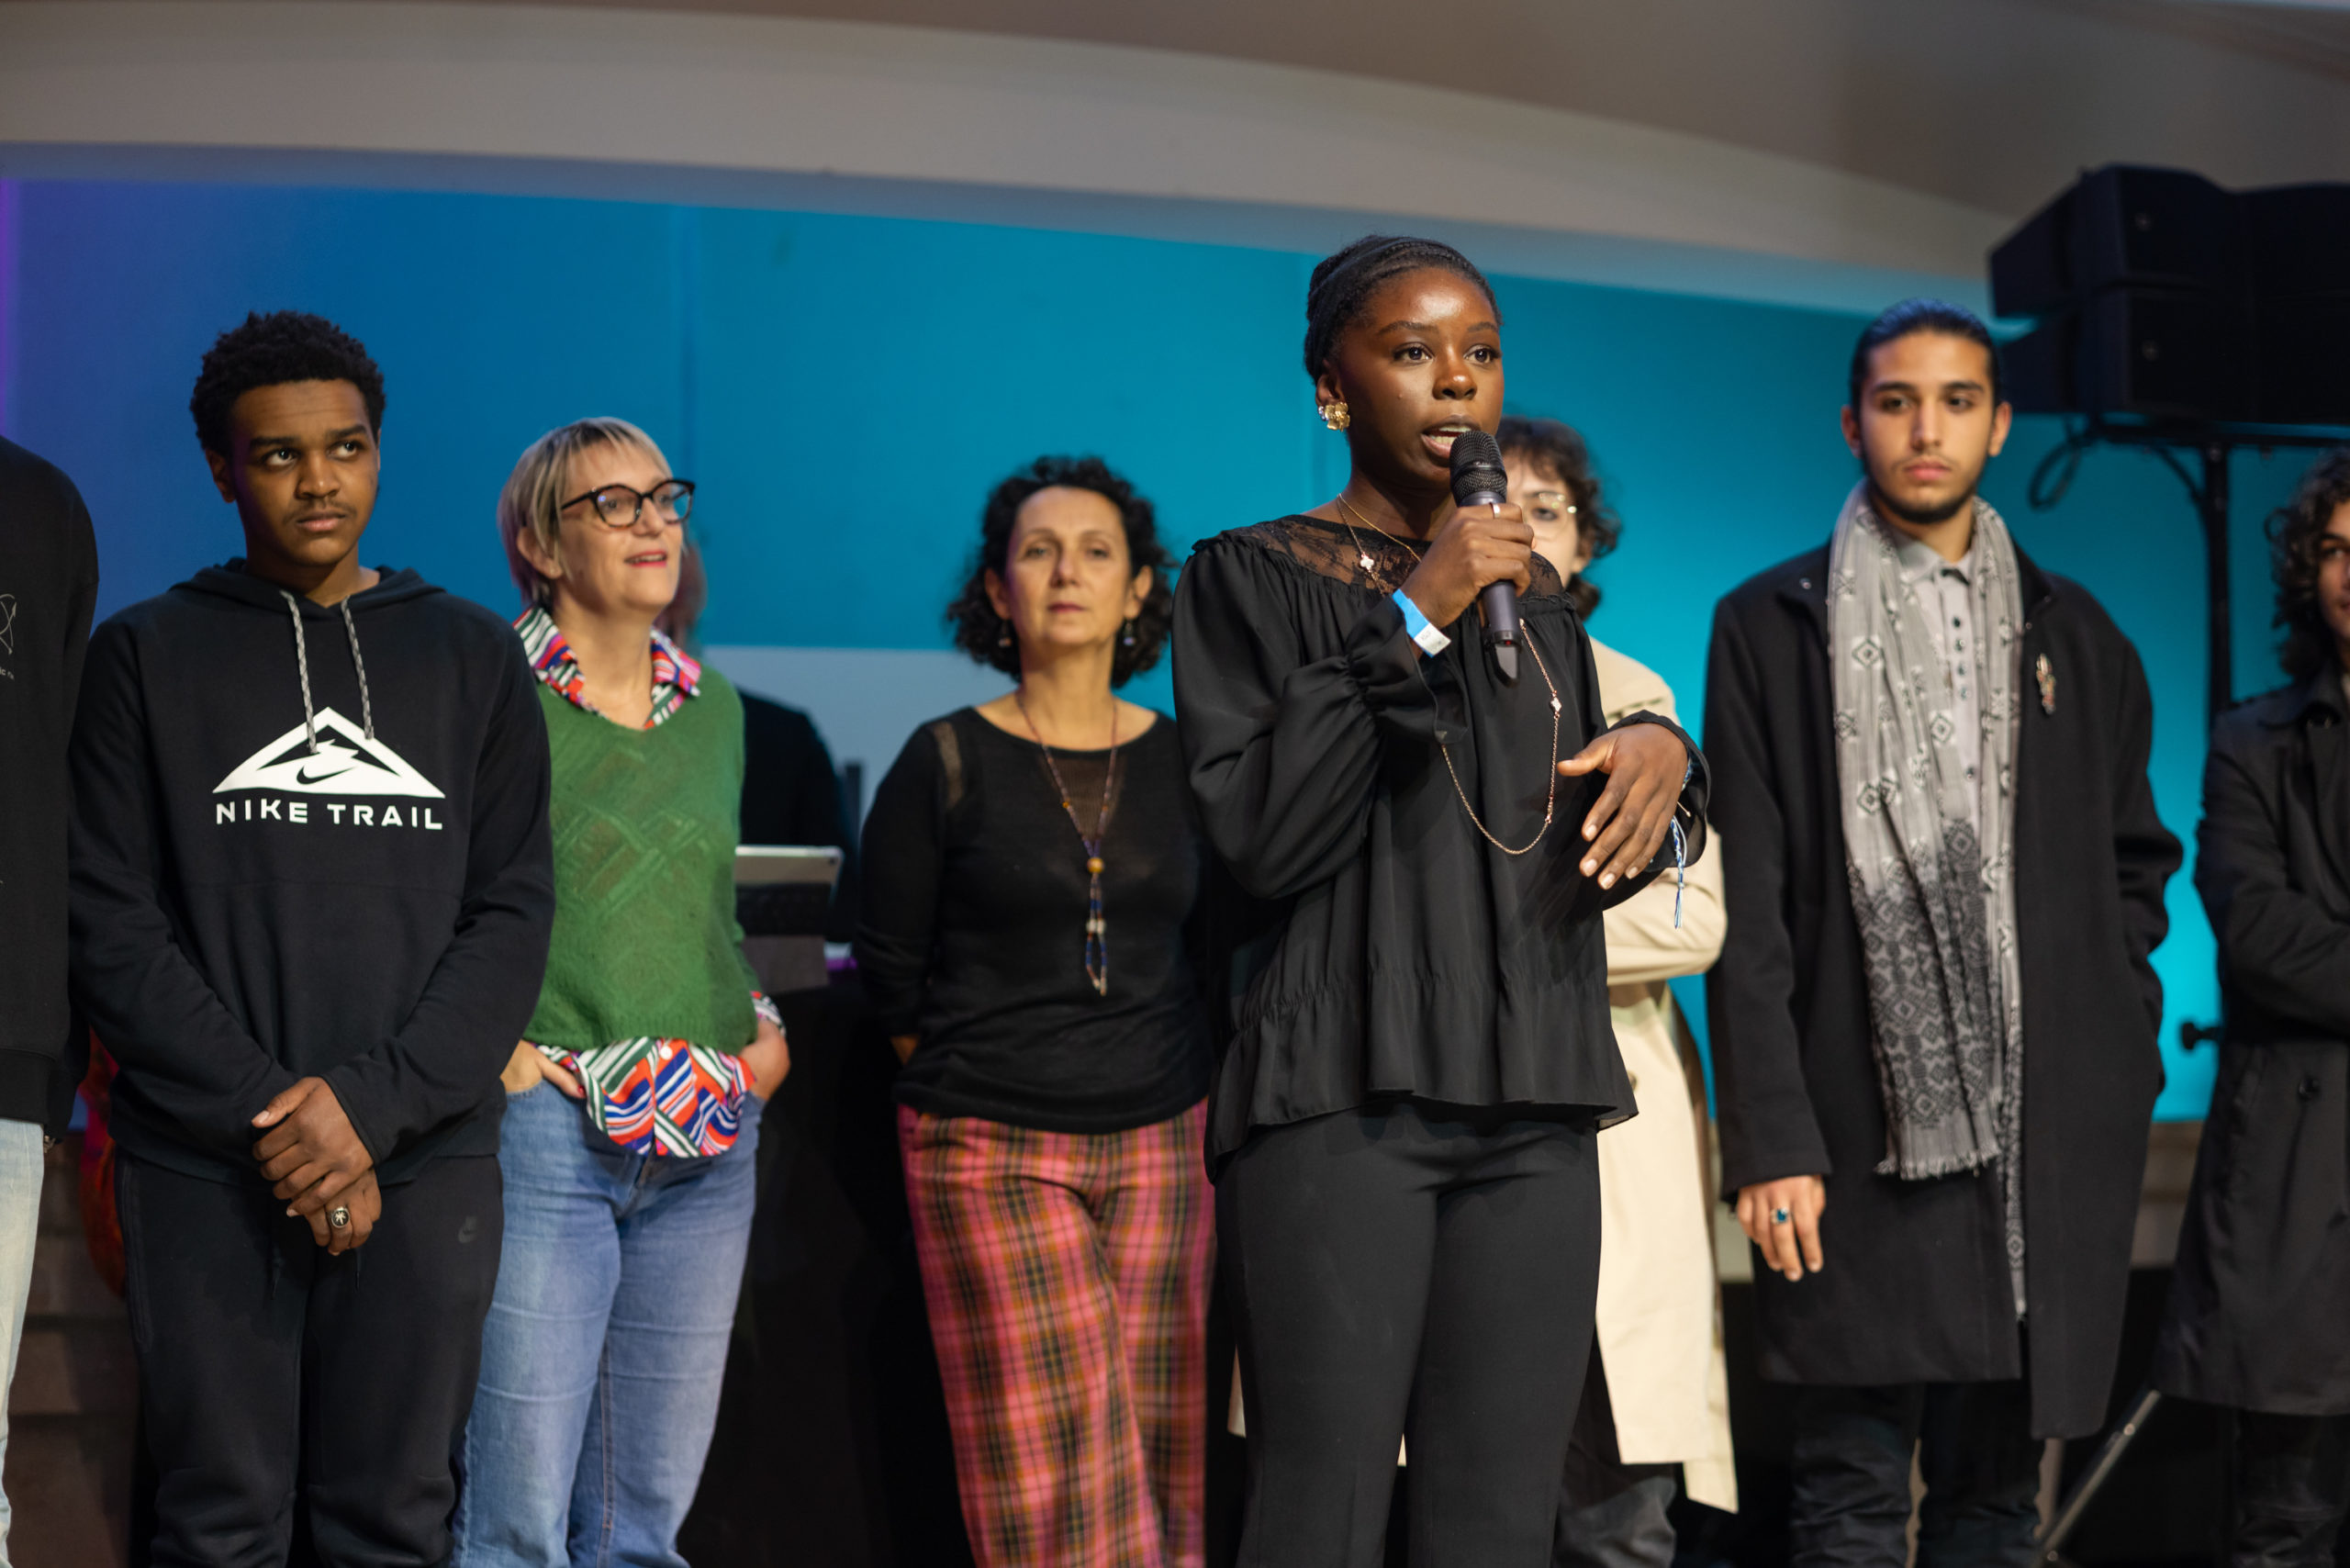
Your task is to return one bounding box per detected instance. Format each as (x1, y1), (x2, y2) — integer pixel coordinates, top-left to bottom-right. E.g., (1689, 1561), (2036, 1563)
(1583, 639), (1737, 1518)
(1498, 418), (1736, 1567)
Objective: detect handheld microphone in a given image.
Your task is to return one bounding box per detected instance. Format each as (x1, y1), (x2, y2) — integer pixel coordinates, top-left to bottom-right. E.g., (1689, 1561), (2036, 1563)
(1449, 428), (1518, 684)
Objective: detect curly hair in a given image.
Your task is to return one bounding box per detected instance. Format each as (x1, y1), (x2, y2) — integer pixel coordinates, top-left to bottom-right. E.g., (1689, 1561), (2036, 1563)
(2267, 445), (2350, 682)
(1304, 235), (1499, 382)
(947, 456), (1174, 688)
(1496, 415), (1621, 619)
(190, 310), (386, 456)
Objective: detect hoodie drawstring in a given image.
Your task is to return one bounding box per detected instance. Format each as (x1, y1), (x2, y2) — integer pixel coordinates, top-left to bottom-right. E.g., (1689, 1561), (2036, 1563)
(281, 591), (319, 755)
(281, 589), (377, 749)
(339, 598), (376, 741)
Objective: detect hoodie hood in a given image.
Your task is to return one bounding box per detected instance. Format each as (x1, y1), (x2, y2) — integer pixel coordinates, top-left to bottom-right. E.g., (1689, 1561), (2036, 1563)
(182, 562), (444, 755)
(183, 560), (442, 614)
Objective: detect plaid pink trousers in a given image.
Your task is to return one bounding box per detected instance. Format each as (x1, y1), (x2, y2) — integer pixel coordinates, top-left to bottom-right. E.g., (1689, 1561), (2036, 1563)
(899, 1100), (1214, 1568)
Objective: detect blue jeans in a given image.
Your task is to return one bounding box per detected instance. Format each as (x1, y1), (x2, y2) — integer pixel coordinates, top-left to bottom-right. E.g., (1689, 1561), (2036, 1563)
(0, 1120), (44, 1566)
(453, 1083), (763, 1568)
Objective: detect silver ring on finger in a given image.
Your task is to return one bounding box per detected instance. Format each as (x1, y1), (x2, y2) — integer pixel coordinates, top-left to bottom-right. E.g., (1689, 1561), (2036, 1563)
(328, 1205), (352, 1230)
(1772, 1207), (1792, 1226)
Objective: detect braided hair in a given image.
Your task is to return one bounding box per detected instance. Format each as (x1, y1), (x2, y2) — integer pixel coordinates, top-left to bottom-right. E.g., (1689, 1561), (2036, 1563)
(1303, 235), (1500, 382)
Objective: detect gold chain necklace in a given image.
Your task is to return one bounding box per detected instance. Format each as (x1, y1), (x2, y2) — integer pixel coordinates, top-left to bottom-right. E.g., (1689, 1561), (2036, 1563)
(1014, 692), (1117, 995)
(1326, 496), (1564, 857)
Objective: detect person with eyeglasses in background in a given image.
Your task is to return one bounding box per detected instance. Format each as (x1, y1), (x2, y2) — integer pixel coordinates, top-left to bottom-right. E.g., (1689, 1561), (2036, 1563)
(453, 419), (789, 1568)
(2154, 448), (2350, 1568)
(1497, 415), (1737, 1567)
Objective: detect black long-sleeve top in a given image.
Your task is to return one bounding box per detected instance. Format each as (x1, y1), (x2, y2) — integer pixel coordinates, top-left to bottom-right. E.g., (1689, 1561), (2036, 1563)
(856, 707), (1212, 1133)
(0, 438), (99, 1136)
(1172, 516), (1707, 1170)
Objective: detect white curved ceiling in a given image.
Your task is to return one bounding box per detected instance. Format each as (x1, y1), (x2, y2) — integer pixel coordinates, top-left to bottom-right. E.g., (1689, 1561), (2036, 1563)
(3, 0), (2344, 313)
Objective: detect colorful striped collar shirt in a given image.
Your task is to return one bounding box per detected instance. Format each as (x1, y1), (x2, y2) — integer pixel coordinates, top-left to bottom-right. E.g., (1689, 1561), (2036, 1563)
(513, 605), (776, 1157)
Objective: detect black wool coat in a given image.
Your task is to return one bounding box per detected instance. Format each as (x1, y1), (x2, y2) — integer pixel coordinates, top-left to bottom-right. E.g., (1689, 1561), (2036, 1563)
(2154, 672), (2350, 1415)
(1704, 543), (2180, 1439)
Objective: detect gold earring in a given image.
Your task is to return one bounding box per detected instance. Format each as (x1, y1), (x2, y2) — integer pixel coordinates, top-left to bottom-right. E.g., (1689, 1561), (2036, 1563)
(1318, 401), (1351, 431)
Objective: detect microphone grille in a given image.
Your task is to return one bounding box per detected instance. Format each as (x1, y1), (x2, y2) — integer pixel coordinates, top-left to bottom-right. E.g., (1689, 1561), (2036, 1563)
(1448, 428), (1506, 504)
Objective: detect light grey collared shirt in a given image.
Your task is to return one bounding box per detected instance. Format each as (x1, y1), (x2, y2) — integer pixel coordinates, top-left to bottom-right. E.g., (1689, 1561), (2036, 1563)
(1892, 531), (1986, 832)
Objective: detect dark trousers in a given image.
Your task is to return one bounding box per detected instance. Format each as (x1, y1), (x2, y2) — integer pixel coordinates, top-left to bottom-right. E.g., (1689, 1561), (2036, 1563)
(1786, 1380), (2041, 1568)
(118, 1152), (503, 1568)
(1554, 1347), (1678, 1568)
(1218, 1102), (1599, 1568)
(2232, 1411), (2350, 1568)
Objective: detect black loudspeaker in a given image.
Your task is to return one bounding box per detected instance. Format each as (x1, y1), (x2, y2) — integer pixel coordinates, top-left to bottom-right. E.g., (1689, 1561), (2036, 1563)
(1992, 166), (2239, 319)
(2259, 296), (2350, 425)
(2006, 291), (2255, 421)
(1992, 166), (2350, 428)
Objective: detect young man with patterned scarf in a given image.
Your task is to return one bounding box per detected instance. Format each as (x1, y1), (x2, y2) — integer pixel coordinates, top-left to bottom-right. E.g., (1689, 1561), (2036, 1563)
(1703, 299), (2181, 1566)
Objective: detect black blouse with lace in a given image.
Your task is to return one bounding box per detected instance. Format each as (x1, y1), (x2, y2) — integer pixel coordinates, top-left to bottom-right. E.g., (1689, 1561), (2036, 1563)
(1171, 514), (1708, 1170)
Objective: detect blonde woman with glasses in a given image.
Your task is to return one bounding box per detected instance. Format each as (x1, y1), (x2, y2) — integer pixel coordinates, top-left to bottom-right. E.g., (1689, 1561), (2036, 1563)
(453, 418), (789, 1568)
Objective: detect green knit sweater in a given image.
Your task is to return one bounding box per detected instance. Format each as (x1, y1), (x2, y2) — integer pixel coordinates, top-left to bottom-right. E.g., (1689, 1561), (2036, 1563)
(522, 671), (759, 1053)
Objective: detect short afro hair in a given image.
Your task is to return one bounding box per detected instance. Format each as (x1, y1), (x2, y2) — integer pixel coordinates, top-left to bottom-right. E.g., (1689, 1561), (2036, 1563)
(1496, 415), (1621, 620)
(2266, 445), (2350, 683)
(1847, 297), (2003, 409)
(1304, 235), (1499, 382)
(947, 455), (1173, 688)
(190, 310), (386, 456)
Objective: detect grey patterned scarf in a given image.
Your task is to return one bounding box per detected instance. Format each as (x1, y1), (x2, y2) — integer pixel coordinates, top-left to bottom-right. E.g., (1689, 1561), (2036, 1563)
(1827, 484), (2026, 1300)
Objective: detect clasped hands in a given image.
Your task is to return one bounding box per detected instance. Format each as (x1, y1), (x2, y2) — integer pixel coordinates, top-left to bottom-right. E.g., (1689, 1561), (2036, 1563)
(252, 1078), (378, 1256)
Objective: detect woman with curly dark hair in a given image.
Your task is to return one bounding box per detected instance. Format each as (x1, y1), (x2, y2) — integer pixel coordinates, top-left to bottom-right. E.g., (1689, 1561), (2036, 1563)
(856, 455), (1212, 1568)
(2154, 445), (2350, 1565)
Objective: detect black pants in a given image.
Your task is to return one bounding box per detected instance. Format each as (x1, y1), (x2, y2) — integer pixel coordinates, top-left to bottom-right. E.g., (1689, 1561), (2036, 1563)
(118, 1153), (503, 1568)
(2232, 1410), (2350, 1568)
(1786, 1379), (2041, 1568)
(1218, 1102), (1600, 1568)
(1554, 1347), (1678, 1568)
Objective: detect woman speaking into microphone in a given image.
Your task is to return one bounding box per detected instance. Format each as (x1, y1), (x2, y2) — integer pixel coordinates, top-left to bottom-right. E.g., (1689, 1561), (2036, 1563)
(1173, 236), (1707, 1566)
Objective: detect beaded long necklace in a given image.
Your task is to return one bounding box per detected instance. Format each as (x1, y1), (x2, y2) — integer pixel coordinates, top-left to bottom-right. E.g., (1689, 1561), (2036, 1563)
(1014, 690), (1118, 995)
(1332, 494), (1564, 857)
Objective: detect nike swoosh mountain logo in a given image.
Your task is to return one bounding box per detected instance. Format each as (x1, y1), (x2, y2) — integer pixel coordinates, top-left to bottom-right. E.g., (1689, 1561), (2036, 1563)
(214, 708), (446, 799)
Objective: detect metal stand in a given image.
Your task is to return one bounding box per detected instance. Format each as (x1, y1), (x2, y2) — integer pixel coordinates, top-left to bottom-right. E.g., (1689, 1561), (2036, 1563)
(2037, 1385), (2162, 1564)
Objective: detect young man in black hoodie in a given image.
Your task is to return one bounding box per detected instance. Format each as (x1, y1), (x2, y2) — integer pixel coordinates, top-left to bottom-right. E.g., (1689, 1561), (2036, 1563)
(0, 434), (99, 1559)
(69, 311), (554, 1566)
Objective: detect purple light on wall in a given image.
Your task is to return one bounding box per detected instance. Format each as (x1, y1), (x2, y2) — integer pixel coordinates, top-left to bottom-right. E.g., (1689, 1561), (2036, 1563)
(0, 179), (17, 438)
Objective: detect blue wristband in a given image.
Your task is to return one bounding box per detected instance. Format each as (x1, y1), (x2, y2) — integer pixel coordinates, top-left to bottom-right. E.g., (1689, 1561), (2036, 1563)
(1392, 589), (1451, 656)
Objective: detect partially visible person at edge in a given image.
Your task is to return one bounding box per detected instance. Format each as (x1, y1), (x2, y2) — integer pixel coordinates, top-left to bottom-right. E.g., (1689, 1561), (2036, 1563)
(657, 541), (861, 937)
(453, 418), (789, 1568)
(2154, 446), (2350, 1568)
(1703, 298), (2180, 1567)
(0, 434), (97, 1562)
(1174, 236), (1707, 1567)
(856, 455), (1214, 1568)
(68, 311), (555, 1566)
(1498, 415), (1737, 1566)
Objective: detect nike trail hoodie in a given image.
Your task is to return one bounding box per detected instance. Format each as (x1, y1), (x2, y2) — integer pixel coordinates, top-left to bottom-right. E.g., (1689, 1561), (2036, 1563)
(69, 561), (554, 1183)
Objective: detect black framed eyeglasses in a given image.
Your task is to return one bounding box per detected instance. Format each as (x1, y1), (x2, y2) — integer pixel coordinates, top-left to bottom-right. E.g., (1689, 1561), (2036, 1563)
(559, 478), (696, 530)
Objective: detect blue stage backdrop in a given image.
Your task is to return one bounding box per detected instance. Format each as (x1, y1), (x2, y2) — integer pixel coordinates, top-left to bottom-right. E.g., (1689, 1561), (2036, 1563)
(0, 176), (2321, 1119)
